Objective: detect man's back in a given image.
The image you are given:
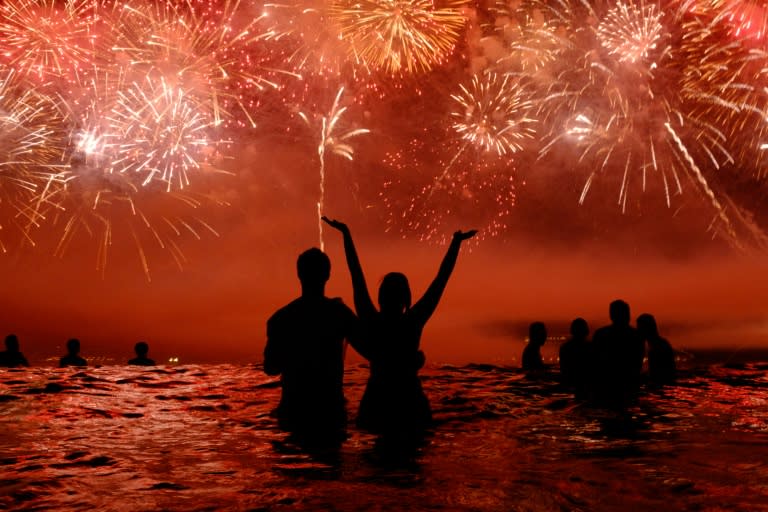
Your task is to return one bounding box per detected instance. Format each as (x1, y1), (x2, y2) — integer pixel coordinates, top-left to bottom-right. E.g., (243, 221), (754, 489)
(265, 296), (357, 434)
(591, 323), (644, 404)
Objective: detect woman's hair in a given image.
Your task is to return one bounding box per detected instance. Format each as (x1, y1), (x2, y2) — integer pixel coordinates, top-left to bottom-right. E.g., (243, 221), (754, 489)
(378, 272), (411, 312)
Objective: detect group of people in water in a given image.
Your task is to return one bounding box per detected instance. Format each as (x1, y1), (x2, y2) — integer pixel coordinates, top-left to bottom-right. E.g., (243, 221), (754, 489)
(523, 300), (676, 405)
(0, 337), (156, 368)
(1, 218), (677, 446)
(264, 218), (678, 446)
(264, 218), (476, 443)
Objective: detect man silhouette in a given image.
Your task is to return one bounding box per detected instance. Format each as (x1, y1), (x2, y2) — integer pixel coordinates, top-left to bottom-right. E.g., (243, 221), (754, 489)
(0, 334), (29, 368)
(59, 338), (87, 367)
(590, 300), (644, 407)
(128, 341), (156, 366)
(264, 248), (361, 442)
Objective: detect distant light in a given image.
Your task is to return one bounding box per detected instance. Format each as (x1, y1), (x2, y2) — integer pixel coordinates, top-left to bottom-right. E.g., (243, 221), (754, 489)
(168, 357), (180, 364)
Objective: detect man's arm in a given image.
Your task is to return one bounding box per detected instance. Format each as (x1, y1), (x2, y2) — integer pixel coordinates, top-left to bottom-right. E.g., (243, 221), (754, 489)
(340, 301), (372, 361)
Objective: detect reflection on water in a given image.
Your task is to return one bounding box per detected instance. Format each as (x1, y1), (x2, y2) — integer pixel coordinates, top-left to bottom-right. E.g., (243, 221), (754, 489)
(1, 363), (768, 511)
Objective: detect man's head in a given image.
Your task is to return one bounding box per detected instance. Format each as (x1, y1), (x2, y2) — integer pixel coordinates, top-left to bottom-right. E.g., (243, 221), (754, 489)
(66, 338), (81, 355)
(5, 334), (19, 352)
(529, 322), (547, 346)
(297, 248), (331, 290)
(135, 341), (149, 357)
(609, 299), (631, 326)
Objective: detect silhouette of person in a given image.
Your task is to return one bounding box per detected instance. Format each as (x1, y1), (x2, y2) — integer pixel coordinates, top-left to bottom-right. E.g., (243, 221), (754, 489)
(590, 300), (644, 407)
(559, 318), (591, 399)
(0, 334), (29, 368)
(637, 313), (676, 386)
(323, 216), (476, 436)
(59, 338), (87, 367)
(128, 341), (156, 366)
(522, 322), (547, 371)
(264, 247), (363, 442)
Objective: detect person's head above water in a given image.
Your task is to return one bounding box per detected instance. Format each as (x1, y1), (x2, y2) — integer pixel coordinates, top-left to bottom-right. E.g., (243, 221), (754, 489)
(134, 341), (149, 357)
(608, 299), (631, 326)
(529, 322), (547, 346)
(570, 318), (589, 339)
(636, 313), (658, 338)
(5, 334), (19, 352)
(297, 248), (331, 293)
(378, 272), (411, 314)
(66, 338), (81, 355)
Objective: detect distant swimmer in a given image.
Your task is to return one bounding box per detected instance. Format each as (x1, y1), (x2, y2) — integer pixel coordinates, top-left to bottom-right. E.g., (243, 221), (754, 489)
(559, 318), (591, 399)
(637, 313), (676, 386)
(59, 338), (87, 367)
(0, 334), (29, 368)
(522, 322), (547, 372)
(128, 341), (156, 366)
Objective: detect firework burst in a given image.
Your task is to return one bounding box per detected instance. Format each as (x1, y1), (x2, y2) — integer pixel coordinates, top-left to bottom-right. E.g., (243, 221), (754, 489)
(0, 0), (97, 83)
(533, 0), (741, 244)
(450, 72), (537, 156)
(0, 67), (69, 251)
(107, 0), (278, 129)
(329, 0), (468, 76)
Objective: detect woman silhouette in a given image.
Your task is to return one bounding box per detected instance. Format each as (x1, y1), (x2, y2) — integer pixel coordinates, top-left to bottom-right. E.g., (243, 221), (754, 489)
(323, 217), (476, 435)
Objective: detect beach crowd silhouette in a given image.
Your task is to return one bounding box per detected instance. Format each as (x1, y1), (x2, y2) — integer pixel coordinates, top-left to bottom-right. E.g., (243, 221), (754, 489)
(1, 219), (677, 450)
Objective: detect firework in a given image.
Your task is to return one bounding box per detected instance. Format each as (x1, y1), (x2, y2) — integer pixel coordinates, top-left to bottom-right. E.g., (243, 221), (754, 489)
(381, 134), (517, 243)
(261, 0), (356, 79)
(0, 0), (97, 83)
(329, 0), (468, 76)
(596, 1), (666, 64)
(678, 4), (768, 178)
(299, 87), (369, 249)
(711, 0), (768, 42)
(450, 72), (537, 156)
(0, 67), (69, 252)
(532, 0), (741, 244)
(107, 0), (279, 129)
(477, 0), (574, 76)
(50, 171), (222, 280)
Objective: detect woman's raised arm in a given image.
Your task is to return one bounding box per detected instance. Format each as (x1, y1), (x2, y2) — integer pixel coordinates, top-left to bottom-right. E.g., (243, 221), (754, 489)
(322, 217), (377, 320)
(411, 230), (477, 324)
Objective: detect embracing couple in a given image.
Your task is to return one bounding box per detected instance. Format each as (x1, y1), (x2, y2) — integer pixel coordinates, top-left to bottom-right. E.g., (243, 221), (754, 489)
(263, 217), (475, 444)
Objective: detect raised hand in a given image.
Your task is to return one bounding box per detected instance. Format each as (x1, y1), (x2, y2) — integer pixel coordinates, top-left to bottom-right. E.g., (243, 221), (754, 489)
(321, 216), (349, 234)
(452, 229), (478, 242)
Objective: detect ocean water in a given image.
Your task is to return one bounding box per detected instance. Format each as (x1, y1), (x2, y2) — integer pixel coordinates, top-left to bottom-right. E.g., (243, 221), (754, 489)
(1, 362), (768, 511)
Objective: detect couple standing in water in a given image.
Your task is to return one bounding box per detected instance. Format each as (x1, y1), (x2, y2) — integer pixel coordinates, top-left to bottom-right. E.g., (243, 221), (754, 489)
(264, 217), (476, 442)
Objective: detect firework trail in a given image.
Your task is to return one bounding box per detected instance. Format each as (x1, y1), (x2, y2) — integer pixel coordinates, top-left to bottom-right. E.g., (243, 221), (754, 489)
(300, 87), (369, 250)
(50, 170), (223, 280)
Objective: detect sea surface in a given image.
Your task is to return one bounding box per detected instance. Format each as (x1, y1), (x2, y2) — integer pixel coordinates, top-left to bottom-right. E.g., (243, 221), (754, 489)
(1, 360), (768, 511)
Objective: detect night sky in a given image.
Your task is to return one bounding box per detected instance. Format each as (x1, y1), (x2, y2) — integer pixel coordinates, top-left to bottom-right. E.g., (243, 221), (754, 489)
(1, 0), (767, 364)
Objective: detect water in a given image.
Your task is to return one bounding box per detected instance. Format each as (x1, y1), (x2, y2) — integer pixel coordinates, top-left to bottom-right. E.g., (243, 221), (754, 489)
(1, 362), (768, 511)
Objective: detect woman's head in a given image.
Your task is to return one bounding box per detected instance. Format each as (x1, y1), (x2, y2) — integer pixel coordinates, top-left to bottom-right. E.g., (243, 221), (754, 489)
(378, 272), (411, 314)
